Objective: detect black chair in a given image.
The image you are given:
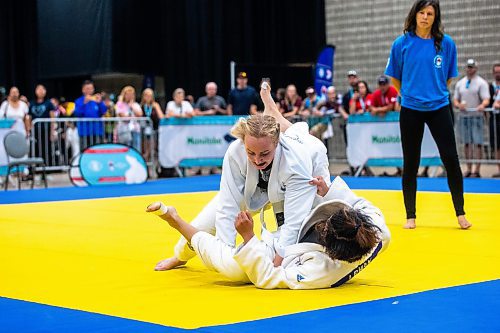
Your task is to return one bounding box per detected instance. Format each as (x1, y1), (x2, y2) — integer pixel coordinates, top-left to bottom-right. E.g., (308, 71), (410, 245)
(3, 131), (47, 190)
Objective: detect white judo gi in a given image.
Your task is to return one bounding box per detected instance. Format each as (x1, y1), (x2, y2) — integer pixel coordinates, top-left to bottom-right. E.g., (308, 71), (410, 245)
(173, 122), (331, 264)
(189, 176), (391, 289)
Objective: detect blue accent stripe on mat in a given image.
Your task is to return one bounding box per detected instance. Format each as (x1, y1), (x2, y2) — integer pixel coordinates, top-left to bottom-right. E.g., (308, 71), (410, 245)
(0, 176), (498, 204)
(1, 280), (499, 333)
(0, 297), (187, 333)
(200, 279), (500, 333)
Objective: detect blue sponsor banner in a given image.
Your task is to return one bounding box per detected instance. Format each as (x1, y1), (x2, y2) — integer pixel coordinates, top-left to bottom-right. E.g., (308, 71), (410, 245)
(79, 144), (148, 186)
(314, 45), (335, 96)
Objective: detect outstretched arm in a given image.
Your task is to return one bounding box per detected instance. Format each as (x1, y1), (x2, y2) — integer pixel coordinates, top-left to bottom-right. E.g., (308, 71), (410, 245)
(261, 81), (292, 132)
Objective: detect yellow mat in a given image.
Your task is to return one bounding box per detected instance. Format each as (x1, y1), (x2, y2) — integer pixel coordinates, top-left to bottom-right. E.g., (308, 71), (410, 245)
(0, 190), (499, 329)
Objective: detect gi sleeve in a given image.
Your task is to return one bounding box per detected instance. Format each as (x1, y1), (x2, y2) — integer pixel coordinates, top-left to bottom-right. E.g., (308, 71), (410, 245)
(234, 236), (336, 289)
(276, 168), (317, 257)
(214, 141), (247, 247)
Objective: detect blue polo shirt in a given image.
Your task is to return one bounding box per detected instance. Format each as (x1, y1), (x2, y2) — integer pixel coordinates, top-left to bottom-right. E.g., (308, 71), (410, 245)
(385, 33), (458, 111)
(228, 86), (257, 115)
(74, 96), (107, 136)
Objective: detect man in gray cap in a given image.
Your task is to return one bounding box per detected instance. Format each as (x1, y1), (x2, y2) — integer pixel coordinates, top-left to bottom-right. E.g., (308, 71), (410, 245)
(453, 59), (490, 178)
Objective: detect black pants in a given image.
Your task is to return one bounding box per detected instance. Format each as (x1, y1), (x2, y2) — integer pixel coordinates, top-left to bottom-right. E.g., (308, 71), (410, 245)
(400, 105), (465, 219)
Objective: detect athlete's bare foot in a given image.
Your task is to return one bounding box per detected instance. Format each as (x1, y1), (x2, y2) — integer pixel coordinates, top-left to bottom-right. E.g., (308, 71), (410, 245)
(457, 215), (472, 229)
(154, 257), (187, 271)
(146, 201), (180, 227)
(403, 218), (416, 229)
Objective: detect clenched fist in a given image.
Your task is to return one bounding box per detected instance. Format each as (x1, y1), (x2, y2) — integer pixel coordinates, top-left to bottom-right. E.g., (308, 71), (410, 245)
(235, 210), (255, 244)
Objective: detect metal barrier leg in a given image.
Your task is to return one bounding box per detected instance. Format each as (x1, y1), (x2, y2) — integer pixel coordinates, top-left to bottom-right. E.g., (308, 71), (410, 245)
(4, 166), (10, 190)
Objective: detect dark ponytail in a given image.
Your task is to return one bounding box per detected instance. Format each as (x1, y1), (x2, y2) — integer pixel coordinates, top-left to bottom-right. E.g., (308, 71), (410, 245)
(317, 208), (380, 263)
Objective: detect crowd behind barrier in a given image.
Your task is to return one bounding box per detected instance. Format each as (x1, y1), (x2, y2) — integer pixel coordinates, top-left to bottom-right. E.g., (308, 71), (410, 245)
(1, 108), (499, 181)
(1, 61), (499, 183)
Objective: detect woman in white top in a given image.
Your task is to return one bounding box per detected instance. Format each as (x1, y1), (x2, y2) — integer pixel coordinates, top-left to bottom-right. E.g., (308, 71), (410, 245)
(115, 85), (143, 151)
(0, 87), (30, 136)
(165, 88), (193, 118)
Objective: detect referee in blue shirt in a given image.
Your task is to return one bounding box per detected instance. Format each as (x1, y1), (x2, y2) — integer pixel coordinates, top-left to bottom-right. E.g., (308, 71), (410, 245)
(385, 0), (471, 230)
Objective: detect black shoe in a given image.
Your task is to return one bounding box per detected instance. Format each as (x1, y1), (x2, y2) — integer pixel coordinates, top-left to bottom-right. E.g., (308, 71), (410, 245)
(463, 171), (472, 178)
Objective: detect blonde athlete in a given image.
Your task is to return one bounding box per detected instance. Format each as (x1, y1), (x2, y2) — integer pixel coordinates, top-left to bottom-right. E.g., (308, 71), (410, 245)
(147, 176), (390, 289)
(155, 84), (331, 270)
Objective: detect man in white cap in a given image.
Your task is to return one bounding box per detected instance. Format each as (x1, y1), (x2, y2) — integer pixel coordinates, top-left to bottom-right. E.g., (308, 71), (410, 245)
(453, 59), (490, 178)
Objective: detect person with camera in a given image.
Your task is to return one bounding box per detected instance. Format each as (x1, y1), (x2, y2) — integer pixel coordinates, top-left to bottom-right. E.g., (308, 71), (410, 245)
(73, 80), (107, 150)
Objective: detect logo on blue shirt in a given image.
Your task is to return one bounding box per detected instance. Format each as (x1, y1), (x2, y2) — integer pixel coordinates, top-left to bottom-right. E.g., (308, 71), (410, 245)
(433, 55), (443, 69)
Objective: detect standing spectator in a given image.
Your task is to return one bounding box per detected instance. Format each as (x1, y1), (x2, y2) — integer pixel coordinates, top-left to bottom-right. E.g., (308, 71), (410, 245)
(488, 63), (500, 177)
(141, 88), (164, 162)
(299, 87), (322, 118)
(28, 84), (56, 165)
(166, 88), (194, 118)
(453, 58), (490, 178)
(349, 81), (372, 114)
(279, 84), (303, 120)
(369, 75), (399, 116)
(101, 92), (116, 143)
(74, 80), (107, 150)
(116, 85), (143, 151)
(194, 82), (227, 116)
(0, 87), (29, 136)
(385, 0), (471, 229)
(227, 72), (258, 115)
(341, 70), (359, 115)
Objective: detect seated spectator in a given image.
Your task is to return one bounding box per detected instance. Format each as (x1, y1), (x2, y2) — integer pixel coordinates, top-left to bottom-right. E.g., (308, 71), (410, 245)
(279, 84), (303, 120)
(116, 85), (143, 151)
(341, 70), (359, 115)
(316, 86), (346, 119)
(166, 88), (194, 118)
(349, 81), (372, 114)
(299, 87), (322, 118)
(276, 87), (286, 106)
(369, 75), (398, 116)
(74, 80), (107, 150)
(227, 71), (258, 115)
(194, 82), (227, 116)
(0, 86), (29, 136)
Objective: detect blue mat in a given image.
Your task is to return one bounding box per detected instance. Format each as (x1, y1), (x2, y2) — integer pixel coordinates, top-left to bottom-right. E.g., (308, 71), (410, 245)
(2, 279), (499, 333)
(0, 176), (498, 204)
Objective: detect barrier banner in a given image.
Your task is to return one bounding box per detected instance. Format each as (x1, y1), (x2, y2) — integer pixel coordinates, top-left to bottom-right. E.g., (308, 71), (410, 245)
(158, 116), (241, 168)
(346, 112), (440, 167)
(75, 143), (148, 186)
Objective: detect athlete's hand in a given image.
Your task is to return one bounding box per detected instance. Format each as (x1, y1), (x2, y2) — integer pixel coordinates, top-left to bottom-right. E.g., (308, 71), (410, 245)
(309, 175), (329, 197)
(273, 254), (283, 267)
(235, 210), (255, 244)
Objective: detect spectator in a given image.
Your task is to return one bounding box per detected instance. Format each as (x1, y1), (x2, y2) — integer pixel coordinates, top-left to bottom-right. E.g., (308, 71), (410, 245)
(227, 71), (258, 115)
(299, 87), (321, 118)
(74, 80), (107, 150)
(309, 86), (344, 140)
(141, 88), (164, 161)
(453, 58), (490, 178)
(316, 86), (346, 119)
(369, 75), (399, 116)
(96, 92), (114, 143)
(279, 84), (303, 120)
(349, 81), (372, 114)
(28, 84), (56, 164)
(166, 88), (194, 118)
(341, 70), (359, 115)
(50, 97), (67, 118)
(194, 82), (227, 116)
(0, 87), (29, 136)
(186, 95), (195, 107)
(488, 63), (500, 178)
(275, 87), (286, 106)
(116, 85), (143, 151)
